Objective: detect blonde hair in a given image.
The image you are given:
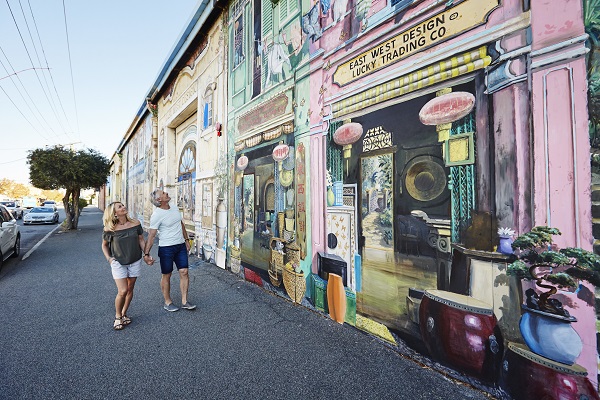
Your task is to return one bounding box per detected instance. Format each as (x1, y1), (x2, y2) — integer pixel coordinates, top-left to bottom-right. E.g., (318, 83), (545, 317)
(103, 202), (136, 231)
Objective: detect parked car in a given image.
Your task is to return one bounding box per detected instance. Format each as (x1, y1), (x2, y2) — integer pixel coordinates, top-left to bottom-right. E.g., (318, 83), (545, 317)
(23, 207), (59, 225)
(41, 200), (58, 211)
(22, 197), (37, 209)
(0, 200), (24, 219)
(0, 204), (20, 270)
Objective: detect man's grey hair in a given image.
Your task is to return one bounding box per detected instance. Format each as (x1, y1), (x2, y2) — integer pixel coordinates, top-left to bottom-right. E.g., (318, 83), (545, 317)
(150, 189), (162, 207)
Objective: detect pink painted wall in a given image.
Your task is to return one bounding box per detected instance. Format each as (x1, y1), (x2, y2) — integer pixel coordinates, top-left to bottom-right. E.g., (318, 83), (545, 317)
(530, 0), (596, 384)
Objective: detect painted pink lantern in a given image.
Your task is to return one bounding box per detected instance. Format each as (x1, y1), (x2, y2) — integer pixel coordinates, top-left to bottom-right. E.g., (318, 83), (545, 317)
(333, 121), (363, 158)
(419, 92), (475, 126)
(237, 154), (248, 171)
(272, 143), (290, 162)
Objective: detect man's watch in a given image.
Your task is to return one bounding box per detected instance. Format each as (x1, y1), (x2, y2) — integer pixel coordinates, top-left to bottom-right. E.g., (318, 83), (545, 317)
(144, 253), (150, 257)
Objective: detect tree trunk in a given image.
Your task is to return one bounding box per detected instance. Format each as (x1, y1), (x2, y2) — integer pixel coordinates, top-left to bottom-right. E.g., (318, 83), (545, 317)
(62, 189), (73, 230)
(71, 189), (81, 229)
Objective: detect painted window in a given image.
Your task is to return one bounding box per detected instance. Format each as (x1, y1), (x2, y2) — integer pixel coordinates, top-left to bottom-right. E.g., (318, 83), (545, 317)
(278, 0), (298, 25)
(159, 129), (165, 158)
(203, 87), (214, 130)
(232, 0), (246, 68)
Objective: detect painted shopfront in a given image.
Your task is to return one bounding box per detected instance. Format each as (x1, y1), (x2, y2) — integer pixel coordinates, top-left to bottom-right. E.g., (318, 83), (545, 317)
(226, 0), (314, 303)
(307, 0), (598, 397)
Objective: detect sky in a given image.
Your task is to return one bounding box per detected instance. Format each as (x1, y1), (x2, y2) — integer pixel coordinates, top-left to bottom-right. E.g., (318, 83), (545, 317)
(0, 0), (199, 184)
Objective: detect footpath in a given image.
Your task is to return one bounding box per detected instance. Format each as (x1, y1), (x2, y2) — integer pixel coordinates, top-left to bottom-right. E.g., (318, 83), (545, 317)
(0, 207), (498, 399)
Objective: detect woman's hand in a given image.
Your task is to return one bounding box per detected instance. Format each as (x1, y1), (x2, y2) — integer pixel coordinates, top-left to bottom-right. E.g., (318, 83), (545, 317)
(143, 254), (154, 265)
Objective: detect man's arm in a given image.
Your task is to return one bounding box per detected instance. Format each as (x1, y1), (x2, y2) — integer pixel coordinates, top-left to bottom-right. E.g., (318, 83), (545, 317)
(144, 228), (158, 256)
(181, 221), (191, 251)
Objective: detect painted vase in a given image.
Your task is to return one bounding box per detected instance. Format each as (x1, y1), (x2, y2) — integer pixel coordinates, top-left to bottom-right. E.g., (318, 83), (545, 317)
(327, 187), (335, 207)
(216, 198), (227, 248)
(519, 307), (582, 365)
(498, 236), (514, 255)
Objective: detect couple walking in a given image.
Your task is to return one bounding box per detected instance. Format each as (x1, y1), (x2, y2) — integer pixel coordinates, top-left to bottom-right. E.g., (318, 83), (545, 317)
(101, 189), (196, 331)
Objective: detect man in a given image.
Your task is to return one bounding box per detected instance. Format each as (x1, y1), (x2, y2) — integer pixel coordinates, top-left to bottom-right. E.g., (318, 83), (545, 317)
(144, 189), (196, 312)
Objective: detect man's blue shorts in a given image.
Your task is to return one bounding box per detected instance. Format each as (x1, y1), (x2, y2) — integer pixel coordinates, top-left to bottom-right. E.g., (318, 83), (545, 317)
(157, 242), (188, 274)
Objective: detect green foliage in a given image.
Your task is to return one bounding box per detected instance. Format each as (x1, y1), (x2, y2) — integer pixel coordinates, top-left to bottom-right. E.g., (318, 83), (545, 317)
(378, 208), (393, 227)
(28, 146), (109, 191)
(27, 146), (109, 229)
(508, 226), (600, 289)
(78, 198), (88, 210)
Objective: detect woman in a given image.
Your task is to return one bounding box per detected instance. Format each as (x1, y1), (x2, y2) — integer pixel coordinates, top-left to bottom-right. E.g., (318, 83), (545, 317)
(101, 202), (149, 330)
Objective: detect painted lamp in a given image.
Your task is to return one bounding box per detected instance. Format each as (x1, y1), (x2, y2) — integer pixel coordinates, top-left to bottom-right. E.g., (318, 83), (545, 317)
(237, 154), (248, 171)
(333, 120), (363, 158)
(418, 91), (475, 125)
(273, 142), (290, 172)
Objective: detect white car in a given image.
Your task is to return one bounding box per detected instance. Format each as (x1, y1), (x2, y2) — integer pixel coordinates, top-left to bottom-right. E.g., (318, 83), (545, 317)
(0, 200), (24, 219)
(23, 207), (59, 225)
(0, 204), (20, 270)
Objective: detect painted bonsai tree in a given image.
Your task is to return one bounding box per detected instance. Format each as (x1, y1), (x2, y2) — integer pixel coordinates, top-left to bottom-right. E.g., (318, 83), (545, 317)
(507, 226), (600, 317)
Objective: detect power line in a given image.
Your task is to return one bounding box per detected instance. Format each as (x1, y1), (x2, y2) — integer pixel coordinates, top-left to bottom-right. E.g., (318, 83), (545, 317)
(0, 157), (27, 166)
(0, 53), (55, 141)
(62, 0), (80, 142)
(26, 0), (74, 136)
(4, 0), (70, 138)
(0, 84), (50, 141)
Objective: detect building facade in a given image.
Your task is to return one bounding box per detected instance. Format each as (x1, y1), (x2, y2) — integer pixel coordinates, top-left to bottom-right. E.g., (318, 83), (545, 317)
(108, 0), (599, 397)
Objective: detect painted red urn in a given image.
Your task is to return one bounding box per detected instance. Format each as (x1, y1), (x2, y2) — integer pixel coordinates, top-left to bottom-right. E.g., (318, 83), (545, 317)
(333, 121), (363, 158)
(419, 91), (475, 126)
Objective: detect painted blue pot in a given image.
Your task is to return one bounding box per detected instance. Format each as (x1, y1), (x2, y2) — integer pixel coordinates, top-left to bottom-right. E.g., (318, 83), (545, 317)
(519, 306), (581, 365)
(498, 236), (514, 255)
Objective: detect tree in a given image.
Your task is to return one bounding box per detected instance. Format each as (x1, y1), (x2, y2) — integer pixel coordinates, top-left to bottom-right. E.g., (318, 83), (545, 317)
(0, 179), (30, 199)
(27, 146), (110, 230)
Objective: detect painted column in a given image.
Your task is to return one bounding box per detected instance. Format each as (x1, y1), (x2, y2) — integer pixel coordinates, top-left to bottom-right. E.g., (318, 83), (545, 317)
(530, 0), (595, 383)
(310, 134), (326, 273)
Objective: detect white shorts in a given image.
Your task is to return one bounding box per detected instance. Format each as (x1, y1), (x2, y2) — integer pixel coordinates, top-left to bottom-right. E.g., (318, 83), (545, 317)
(111, 258), (142, 279)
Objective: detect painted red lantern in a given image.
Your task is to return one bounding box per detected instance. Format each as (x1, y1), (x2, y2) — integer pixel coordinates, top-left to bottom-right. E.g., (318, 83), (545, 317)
(237, 154), (248, 171)
(272, 143), (290, 162)
(333, 121), (363, 158)
(419, 92), (475, 126)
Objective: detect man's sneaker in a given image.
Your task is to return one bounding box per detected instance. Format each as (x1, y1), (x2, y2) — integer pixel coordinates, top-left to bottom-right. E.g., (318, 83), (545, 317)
(163, 303), (179, 312)
(181, 302), (196, 310)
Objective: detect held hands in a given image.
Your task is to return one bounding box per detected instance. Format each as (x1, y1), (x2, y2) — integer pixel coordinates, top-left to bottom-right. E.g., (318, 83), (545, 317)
(143, 254), (155, 265)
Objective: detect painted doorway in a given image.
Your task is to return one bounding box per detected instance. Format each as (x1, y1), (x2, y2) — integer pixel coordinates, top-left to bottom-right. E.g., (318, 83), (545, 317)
(360, 153), (394, 252)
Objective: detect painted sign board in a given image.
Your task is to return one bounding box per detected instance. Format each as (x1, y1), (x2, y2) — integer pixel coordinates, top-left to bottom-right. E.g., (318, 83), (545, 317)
(332, 0), (499, 86)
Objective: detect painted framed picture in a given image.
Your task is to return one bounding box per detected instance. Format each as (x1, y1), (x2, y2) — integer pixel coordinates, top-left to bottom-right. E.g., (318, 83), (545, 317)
(202, 183), (213, 229)
(444, 132), (475, 166)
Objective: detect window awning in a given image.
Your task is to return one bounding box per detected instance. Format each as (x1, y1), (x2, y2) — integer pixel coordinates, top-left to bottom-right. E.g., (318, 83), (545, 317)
(332, 46), (491, 118)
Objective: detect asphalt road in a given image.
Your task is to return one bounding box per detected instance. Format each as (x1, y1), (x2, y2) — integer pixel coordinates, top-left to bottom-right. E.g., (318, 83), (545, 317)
(0, 207), (498, 399)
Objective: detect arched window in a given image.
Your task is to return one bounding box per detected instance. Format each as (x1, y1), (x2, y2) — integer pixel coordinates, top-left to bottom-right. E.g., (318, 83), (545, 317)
(178, 141), (196, 220)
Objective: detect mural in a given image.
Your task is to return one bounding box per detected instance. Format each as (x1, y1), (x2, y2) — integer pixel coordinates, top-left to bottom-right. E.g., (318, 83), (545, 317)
(221, 0), (600, 398)
(177, 141), (196, 222)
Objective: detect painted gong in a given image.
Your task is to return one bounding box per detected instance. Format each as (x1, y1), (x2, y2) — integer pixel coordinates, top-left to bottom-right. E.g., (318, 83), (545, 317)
(404, 156), (446, 202)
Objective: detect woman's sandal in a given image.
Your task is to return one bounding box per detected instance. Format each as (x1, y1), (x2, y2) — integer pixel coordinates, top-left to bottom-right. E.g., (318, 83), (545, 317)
(121, 315), (131, 326)
(113, 317), (124, 330)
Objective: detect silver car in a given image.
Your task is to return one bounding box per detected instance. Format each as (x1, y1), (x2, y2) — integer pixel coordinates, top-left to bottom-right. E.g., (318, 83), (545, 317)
(23, 207), (59, 225)
(0, 200), (24, 219)
(0, 204), (20, 270)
